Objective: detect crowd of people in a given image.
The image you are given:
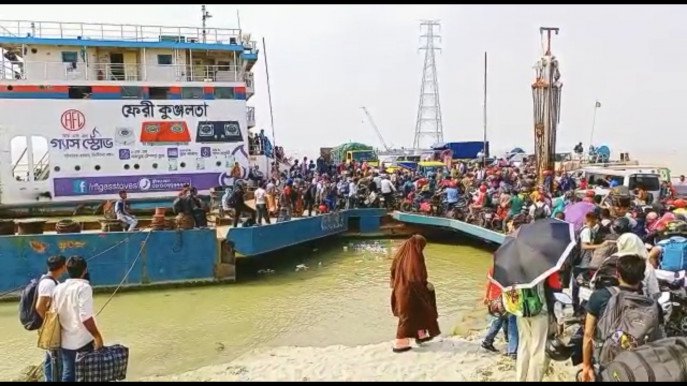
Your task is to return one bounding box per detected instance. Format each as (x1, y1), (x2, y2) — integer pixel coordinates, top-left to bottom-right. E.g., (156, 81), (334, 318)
(382, 156), (687, 382)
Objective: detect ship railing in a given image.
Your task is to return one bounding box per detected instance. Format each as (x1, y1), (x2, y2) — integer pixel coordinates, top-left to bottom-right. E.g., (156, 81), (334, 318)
(0, 60), (252, 84)
(0, 20), (243, 46)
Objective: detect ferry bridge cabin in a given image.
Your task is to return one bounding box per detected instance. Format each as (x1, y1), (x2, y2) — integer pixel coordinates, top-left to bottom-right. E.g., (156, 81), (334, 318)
(0, 20), (259, 207)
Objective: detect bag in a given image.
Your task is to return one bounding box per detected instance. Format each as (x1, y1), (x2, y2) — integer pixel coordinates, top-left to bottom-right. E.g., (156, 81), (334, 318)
(600, 337), (687, 382)
(36, 309), (61, 350)
(658, 236), (687, 271)
(502, 287), (543, 317)
(75, 344), (129, 382)
(595, 287), (662, 367)
(19, 276), (58, 331)
(488, 297), (506, 317)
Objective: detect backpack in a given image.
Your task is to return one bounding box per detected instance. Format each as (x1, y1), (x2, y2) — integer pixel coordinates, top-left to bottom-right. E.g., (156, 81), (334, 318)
(600, 337), (687, 382)
(502, 287), (544, 317)
(19, 275), (58, 331)
(595, 287), (662, 367)
(658, 236), (687, 271)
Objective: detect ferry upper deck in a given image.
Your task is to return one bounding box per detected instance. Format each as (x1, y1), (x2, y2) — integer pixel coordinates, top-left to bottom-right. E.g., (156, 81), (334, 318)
(0, 19), (258, 96)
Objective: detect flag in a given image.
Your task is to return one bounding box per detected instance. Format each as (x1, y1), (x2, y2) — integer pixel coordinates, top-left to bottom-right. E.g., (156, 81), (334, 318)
(595, 101), (601, 108)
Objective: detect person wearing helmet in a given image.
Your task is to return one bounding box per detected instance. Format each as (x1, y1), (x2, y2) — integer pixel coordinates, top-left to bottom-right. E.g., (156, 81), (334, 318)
(444, 181), (460, 209)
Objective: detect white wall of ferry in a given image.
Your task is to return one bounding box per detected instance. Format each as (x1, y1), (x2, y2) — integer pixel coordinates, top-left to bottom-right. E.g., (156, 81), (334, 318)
(0, 99), (249, 205)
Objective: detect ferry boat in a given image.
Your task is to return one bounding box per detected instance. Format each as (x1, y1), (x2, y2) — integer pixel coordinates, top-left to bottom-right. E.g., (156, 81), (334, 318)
(0, 18), (264, 212)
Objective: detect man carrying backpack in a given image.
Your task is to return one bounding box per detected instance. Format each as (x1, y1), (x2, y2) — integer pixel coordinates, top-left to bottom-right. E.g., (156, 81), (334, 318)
(512, 272), (562, 381)
(19, 255), (67, 382)
(580, 254), (663, 382)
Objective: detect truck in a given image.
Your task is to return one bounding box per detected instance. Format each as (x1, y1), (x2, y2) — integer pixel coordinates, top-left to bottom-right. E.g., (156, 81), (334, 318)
(432, 141), (489, 160)
(330, 142), (379, 167)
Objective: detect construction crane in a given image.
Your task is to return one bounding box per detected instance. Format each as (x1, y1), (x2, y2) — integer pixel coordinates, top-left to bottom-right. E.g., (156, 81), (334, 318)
(360, 106), (391, 152)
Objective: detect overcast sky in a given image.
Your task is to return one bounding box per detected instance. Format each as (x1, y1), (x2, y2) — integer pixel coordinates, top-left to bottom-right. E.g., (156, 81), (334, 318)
(4, 4), (687, 172)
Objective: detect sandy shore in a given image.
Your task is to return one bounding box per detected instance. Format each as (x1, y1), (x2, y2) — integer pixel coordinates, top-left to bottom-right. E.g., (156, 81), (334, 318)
(141, 335), (578, 382)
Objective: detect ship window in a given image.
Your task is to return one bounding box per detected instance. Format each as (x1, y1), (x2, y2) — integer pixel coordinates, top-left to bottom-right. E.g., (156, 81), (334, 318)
(10, 136), (50, 182)
(133, 164), (140, 170)
(157, 55), (173, 65)
(61, 51), (78, 63)
(54, 166), (60, 172)
(149, 87), (169, 100)
(181, 87), (203, 100)
(124, 164), (130, 170)
(152, 163), (158, 169)
(121, 86), (144, 99)
(74, 165), (81, 171)
(94, 165), (101, 171)
(180, 162), (186, 168)
(10, 136), (28, 181)
(214, 87), (235, 99)
(68, 86), (92, 99)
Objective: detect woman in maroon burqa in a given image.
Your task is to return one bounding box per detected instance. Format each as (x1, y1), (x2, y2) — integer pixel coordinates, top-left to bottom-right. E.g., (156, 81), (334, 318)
(390, 234), (440, 352)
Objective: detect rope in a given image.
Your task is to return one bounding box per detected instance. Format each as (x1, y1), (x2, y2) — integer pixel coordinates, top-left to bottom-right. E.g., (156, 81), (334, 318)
(96, 231), (152, 317)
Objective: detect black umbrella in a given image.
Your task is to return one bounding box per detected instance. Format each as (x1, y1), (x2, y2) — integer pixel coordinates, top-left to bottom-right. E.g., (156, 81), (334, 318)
(489, 218), (575, 290)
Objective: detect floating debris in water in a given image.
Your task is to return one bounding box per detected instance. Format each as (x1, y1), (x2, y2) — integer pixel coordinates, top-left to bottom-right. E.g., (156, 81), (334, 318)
(215, 342), (225, 352)
(318, 262), (323, 267)
(295, 264), (309, 272)
(343, 246), (349, 251)
(257, 269), (275, 275)
(351, 241), (389, 255)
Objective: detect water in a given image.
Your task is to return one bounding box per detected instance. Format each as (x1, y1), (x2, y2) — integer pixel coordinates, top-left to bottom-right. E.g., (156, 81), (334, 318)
(0, 235), (493, 380)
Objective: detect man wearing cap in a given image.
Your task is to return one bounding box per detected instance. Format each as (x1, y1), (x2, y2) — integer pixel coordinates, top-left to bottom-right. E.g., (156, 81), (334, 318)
(52, 256), (104, 382)
(36, 255), (67, 382)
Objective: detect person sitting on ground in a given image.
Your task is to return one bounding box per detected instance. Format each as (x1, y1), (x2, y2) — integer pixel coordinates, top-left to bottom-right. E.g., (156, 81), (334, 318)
(580, 253), (663, 382)
(114, 190), (138, 231)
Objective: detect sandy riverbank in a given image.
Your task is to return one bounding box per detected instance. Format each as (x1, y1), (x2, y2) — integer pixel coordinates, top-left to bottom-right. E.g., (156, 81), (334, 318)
(140, 335), (578, 382)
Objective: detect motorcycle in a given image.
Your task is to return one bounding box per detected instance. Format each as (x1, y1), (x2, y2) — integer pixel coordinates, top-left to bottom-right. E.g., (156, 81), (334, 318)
(479, 207), (496, 229)
(656, 269), (687, 337)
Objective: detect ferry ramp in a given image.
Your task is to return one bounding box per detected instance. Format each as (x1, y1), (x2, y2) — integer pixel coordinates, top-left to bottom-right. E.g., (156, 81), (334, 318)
(391, 211), (506, 245)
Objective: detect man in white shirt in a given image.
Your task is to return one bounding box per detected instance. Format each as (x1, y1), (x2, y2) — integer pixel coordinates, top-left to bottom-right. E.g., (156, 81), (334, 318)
(380, 175), (396, 209)
(36, 255), (67, 382)
(347, 178), (358, 209)
(254, 183), (270, 225)
(114, 190), (137, 231)
(52, 256), (104, 382)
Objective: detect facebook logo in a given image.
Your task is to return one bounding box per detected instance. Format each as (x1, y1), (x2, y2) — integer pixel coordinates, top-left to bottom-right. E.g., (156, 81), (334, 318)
(72, 180), (88, 194)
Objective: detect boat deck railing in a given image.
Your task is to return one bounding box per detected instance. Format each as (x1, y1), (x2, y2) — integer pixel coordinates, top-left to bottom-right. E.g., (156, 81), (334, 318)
(2, 61), (255, 85)
(0, 20), (256, 48)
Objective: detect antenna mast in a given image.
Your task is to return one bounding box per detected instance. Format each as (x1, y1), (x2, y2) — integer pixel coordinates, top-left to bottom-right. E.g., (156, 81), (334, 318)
(201, 5), (212, 44)
(413, 20), (444, 150)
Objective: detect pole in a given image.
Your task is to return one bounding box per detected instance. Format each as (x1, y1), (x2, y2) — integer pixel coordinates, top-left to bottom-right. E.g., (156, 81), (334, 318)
(589, 102), (598, 148)
(262, 37), (277, 168)
(482, 51), (488, 169)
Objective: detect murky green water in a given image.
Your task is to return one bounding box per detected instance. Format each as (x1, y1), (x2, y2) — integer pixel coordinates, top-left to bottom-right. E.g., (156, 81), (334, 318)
(0, 235), (493, 380)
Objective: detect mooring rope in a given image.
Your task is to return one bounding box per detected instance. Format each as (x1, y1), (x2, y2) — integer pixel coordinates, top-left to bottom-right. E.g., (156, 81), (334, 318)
(95, 231), (152, 316)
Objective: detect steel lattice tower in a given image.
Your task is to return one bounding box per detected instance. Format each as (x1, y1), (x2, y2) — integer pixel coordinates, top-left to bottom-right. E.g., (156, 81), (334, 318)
(413, 20), (444, 149)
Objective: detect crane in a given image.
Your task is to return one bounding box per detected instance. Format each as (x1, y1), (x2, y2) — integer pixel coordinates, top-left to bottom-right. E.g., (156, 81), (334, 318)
(360, 106), (391, 152)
